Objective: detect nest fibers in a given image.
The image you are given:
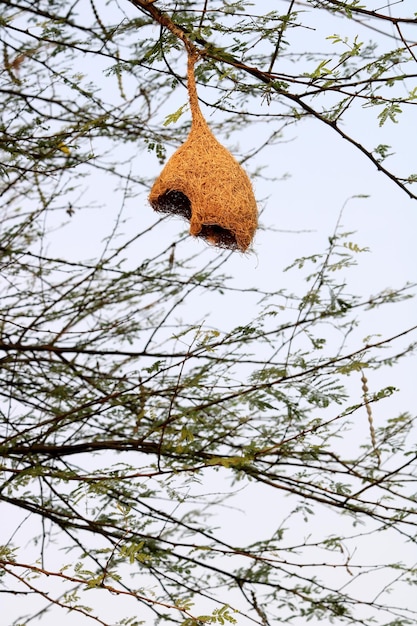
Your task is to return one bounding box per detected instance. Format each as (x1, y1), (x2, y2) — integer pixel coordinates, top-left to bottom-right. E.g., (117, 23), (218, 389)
(149, 51), (258, 252)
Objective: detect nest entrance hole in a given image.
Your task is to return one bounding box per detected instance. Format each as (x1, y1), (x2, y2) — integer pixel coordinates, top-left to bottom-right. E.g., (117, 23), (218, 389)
(151, 189), (238, 250)
(198, 224), (238, 250)
(152, 190), (191, 220)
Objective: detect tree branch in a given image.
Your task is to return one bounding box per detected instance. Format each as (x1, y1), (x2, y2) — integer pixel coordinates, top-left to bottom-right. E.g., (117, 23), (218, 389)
(127, 0), (417, 201)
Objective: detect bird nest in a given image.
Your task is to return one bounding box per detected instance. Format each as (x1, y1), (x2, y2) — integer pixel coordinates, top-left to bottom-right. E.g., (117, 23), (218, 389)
(149, 52), (258, 252)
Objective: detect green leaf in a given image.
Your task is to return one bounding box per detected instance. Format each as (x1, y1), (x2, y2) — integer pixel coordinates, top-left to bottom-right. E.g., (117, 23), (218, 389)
(163, 103), (188, 127)
(377, 102), (402, 126)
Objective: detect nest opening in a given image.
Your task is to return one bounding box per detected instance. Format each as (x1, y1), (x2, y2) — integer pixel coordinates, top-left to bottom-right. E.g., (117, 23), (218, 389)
(151, 189), (191, 221)
(151, 190), (238, 250)
(198, 224), (238, 250)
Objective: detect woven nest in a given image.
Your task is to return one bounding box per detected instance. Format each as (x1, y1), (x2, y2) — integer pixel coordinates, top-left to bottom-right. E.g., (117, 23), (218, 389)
(149, 52), (258, 252)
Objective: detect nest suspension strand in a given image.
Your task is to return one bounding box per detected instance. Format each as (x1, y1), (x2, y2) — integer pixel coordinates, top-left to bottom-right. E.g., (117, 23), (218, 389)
(149, 51), (258, 252)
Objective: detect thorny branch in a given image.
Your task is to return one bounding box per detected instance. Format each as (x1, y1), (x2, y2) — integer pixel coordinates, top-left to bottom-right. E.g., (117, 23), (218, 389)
(128, 0), (417, 200)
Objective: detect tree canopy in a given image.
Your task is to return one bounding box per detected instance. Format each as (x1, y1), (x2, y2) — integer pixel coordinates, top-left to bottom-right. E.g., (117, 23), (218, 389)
(0, 1), (416, 625)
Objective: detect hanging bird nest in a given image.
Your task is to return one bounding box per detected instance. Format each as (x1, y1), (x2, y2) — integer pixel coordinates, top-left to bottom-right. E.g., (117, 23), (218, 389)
(149, 50), (258, 252)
